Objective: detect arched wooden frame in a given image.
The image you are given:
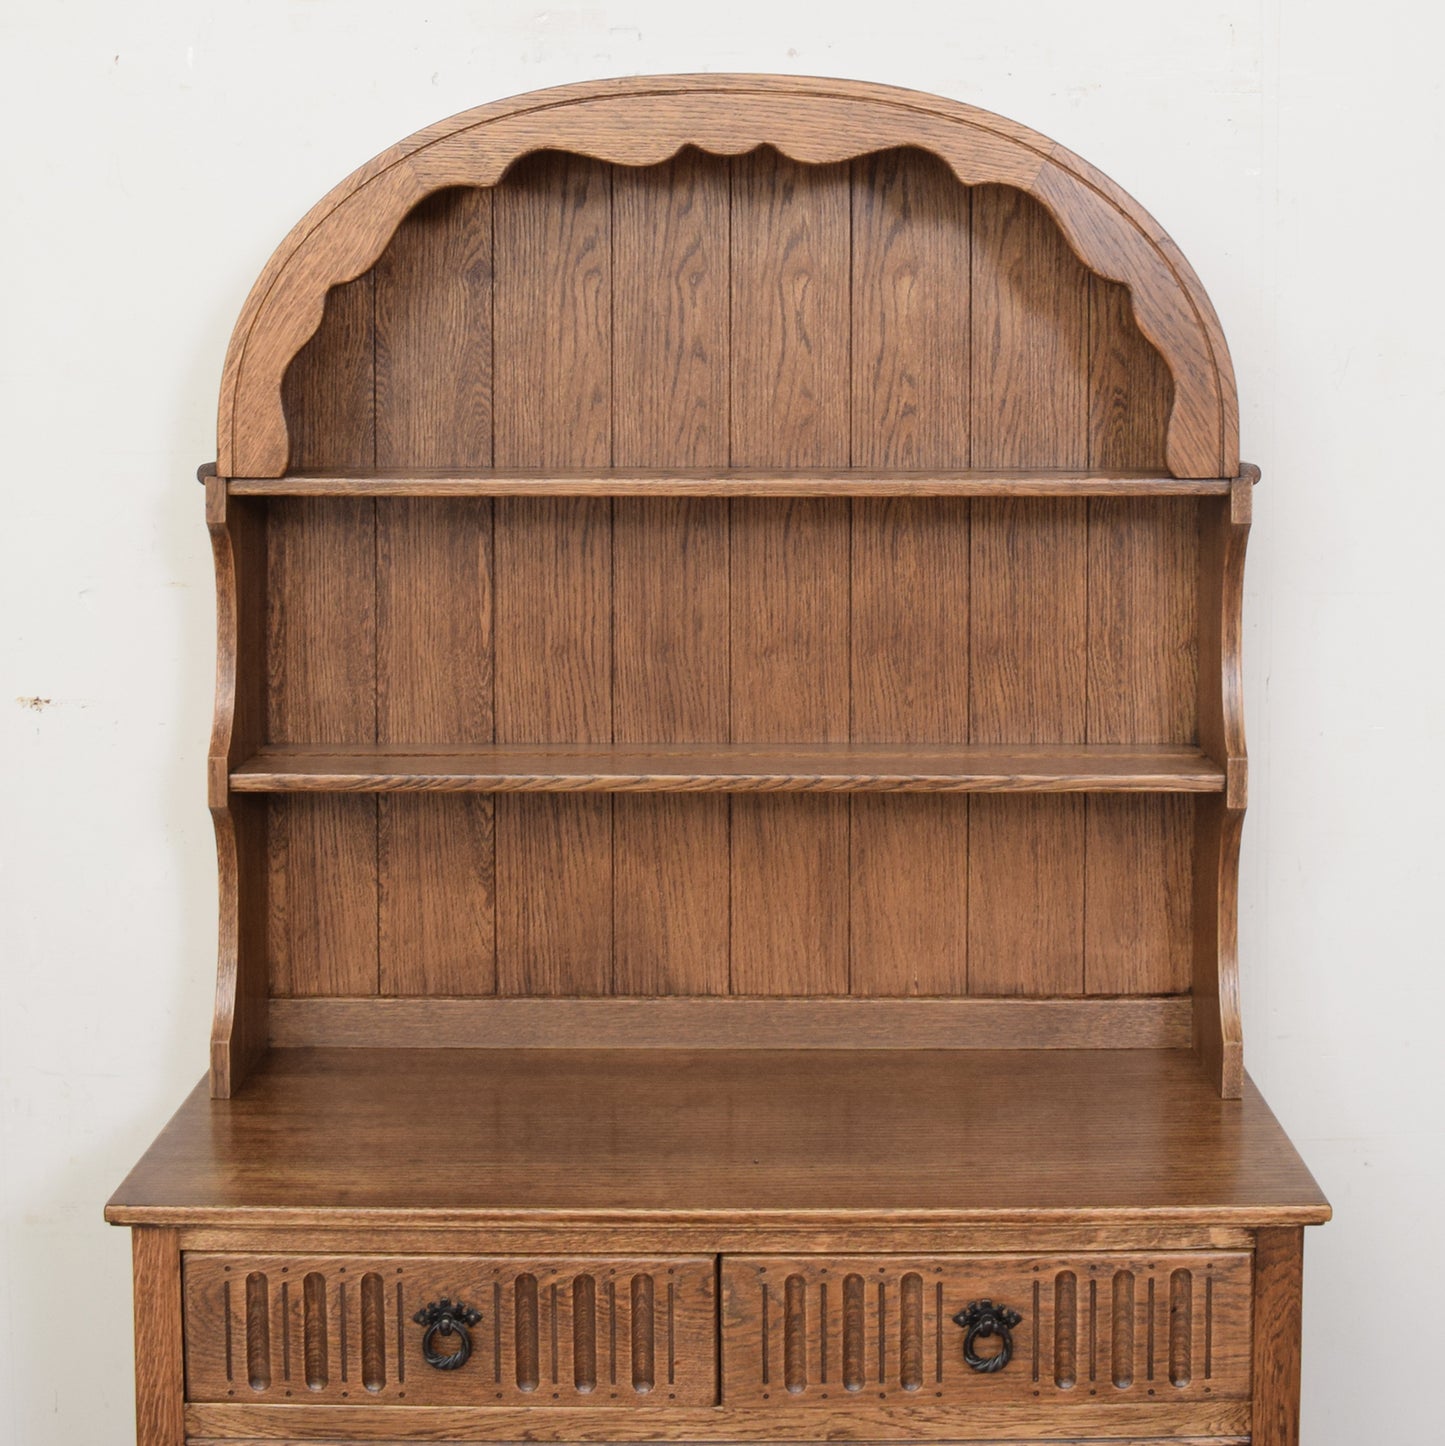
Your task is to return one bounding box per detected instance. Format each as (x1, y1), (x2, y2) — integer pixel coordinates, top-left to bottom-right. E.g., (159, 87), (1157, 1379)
(219, 74), (1239, 479)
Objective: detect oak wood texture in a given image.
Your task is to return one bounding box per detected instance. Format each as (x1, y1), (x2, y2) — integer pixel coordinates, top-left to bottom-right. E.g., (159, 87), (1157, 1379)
(185, 1400), (1251, 1441)
(127, 75), (1325, 1446)
(266, 997), (1192, 1050)
(1251, 1227), (1305, 1446)
(720, 1251), (1251, 1404)
(230, 742), (1226, 793)
(132, 1228), (186, 1445)
(229, 468), (1242, 496)
(207, 130), (1234, 1062)
(218, 76), (1237, 479)
(107, 1048), (1329, 1230)
(183, 1252), (717, 1406)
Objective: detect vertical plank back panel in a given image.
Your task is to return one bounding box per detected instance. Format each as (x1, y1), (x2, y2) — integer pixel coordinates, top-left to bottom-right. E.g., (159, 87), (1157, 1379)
(728, 151), (851, 995)
(967, 185), (1091, 996)
(848, 150), (972, 996)
(373, 188), (497, 997)
(259, 146), (1198, 1015)
(270, 275), (378, 996)
(610, 152), (732, 995)
(1084, 278), (1193, 995)
(492, 154), (614, 995)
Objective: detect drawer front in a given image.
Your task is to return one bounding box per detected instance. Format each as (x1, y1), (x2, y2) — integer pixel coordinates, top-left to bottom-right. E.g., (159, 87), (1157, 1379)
(183, 1254), (716, 1406)
(721, 1253), (1251, 1407)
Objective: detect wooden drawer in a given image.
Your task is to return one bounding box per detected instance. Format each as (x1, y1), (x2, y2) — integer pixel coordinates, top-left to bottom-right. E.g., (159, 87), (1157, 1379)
(182, 1253), (716, 1406)
(720, 1252), (1252, 1408)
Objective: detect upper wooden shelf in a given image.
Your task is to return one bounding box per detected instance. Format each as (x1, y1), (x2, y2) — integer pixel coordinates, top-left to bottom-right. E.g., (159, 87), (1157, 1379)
(230, 743), (1226, 794)
(223, 469), (1244, 499)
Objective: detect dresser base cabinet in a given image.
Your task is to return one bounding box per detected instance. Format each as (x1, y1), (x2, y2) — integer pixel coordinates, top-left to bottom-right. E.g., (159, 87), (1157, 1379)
(111, 74), (1326, 1446)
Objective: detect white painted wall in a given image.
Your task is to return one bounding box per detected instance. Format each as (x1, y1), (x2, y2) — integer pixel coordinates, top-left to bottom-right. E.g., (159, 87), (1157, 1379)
(1, 3), (1439, 1440)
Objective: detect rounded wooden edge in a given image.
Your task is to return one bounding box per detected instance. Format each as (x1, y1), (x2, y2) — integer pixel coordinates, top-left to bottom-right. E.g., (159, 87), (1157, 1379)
(218, 73), (1239, 478)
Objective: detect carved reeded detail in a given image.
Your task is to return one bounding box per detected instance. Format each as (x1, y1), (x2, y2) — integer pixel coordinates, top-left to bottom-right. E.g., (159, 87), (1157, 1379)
(952, 1300), (1022, 1374)
(413, 1297), (481, 1371)
(218, 75), (1237, 480)
(721, 1255), (1253, 1405)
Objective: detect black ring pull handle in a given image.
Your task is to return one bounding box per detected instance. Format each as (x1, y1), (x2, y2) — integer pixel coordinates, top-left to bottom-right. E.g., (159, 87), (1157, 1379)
(413, 1298), (482, 1370)
(951, 1299), (1022, 1373)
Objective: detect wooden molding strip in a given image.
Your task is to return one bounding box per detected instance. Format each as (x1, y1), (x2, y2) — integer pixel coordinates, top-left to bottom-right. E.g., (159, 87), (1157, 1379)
(226, 469), (1241, 498)
(187, 1400), (1252, 1442)
(268, 996), (1193, 1050)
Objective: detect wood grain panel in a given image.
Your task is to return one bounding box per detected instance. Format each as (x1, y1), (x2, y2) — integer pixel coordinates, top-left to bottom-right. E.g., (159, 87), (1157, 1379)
(849, 501), (970, 995)
(729, 149), (850, 469)
(268, 276), (378, 999)
(731, 795), (848, 994)
(729, 152), (851, 999)
(849, 149), (970, 470)
(613, 795), (729, 995)
(1085, 796), (1193, 995)
(968, 497), (1086, 997)
(281, 272), (375, 473)
(850, 796), (967, 994)
(850, 500), (970, 744)
(373, 190), (496, 993)
(1088, 274), (1172, 474)
(969, 499), (1087, 743)
(1088, 500), (1198, 746)
(970, 185), (1089, 469)
(266, 795), (377, 996)
(493, 153), (611, 469)
(729, 500), (849, 993)
(610, 153), (732, 994)
(969, 795), (1084, 995)
(493, 155), (613, 995)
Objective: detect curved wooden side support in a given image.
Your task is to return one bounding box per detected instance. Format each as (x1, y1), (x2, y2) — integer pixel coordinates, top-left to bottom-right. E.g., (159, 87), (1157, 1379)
(206, 479), (268, 1096)
(1192, 469), (1254, 1097)
(217, 74), (1238, 479)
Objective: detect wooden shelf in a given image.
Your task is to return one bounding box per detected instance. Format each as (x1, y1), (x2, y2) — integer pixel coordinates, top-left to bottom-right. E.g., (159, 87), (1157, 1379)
(224, 468), (1245, 498)
(230, 742), (1227, 794)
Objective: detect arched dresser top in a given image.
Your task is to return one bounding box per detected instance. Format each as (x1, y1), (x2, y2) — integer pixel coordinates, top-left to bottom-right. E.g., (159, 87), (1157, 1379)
(219, 73), (1239, 478)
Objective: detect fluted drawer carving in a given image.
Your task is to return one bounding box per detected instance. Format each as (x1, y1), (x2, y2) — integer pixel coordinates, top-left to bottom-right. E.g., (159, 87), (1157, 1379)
(721, 1253), (1251, 1406)
(183, 1254), (715, 1406)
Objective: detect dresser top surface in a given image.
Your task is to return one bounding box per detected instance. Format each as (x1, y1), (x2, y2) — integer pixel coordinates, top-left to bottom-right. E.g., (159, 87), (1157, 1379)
(108, 1047), (1328, 1229)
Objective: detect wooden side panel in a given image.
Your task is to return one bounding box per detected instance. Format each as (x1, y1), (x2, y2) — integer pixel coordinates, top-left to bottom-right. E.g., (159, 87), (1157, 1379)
(1252, 1228), (1304, 1446)
(269, 276), (378, 997)
(493, 154), (614, 995)
(611, 153), (731, 995)
(374, 188), (496, 997)
(729, 152), (852, 996)
(133, 1228), (185, 1446)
